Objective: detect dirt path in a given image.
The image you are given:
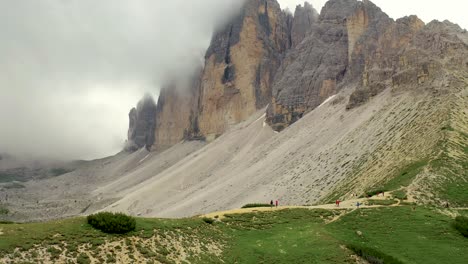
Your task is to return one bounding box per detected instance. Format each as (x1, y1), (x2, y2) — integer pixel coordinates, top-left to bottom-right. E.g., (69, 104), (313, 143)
(202, 193), (400, 220)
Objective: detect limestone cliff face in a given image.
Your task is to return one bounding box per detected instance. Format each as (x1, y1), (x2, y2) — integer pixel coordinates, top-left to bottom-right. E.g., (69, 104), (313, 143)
(196, 0), (292, 141)
(267, 0), (359, 130)
(126, 0), (467, 151)
(266, 0), (462, 130)
(152, 70), (202, 151)
(125, 95), (157, 151)
(347, 18), (468, 109)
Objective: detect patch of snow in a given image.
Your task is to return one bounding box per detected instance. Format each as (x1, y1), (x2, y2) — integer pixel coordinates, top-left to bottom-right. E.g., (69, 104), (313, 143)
(318, 95), (337, 108)
(138, 153), (150, 164)
(254, 113), (266, 123)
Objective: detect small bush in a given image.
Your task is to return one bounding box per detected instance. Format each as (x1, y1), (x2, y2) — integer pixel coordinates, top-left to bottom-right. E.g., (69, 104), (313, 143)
(453, 216), (468, 237)
(87, 212), (136, 234)
(365, 189), (387, 198)
(202, 217), (215, 224)
(241, 203), (272, 209)
(77, 253), (91, 264)
(0, 206), (9, 215)
(347, 244), (404, 264)
(392, 190), (407, 200)
(366, 199), (398, 206)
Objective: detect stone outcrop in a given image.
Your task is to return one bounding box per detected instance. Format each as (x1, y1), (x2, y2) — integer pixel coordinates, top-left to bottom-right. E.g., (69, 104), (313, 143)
(266, 0), (467, 130)
(152, 70), (202, 151)
(196, 0), (293, 141)
(267, 0), (358, 131)
(291, 2), (318, 47)
(125, 95), (157, 151)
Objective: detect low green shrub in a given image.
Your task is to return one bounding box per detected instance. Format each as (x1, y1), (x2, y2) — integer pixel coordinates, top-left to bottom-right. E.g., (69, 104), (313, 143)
(366, 199), (398, 206)
(453, 216), (468, 237)
(77, 253), (91, 264)
(392, 190), (407, 200)
(202, 217), (215, 224)
(365, 189), (387, 198)
(87, 212), (136, 234)
(241, 203), (272, 209)
(0, 206), (9, 215)
(347, 244), (404, 264)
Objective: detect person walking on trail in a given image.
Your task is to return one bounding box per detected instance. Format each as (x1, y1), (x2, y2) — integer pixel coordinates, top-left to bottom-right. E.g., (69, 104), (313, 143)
(270, 200), (274, 208)
(336, 200), (341, 207)
(356, 202), (361, 209)
(275, 200), (279, 207)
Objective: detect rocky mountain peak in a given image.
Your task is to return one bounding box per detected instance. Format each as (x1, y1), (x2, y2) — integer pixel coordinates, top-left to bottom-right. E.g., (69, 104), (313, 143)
(125, 94), (157, 152)
(291, 2), (318, 47)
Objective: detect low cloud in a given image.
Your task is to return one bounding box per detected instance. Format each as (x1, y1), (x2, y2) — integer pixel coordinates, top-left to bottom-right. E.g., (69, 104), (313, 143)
(0, 0), (245, 160)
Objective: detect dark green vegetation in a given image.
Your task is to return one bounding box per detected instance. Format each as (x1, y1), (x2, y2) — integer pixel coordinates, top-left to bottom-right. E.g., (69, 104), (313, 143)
(241, 203), (272, 209)
(365, 199), (398, 206)
(392, 190), (408, 200)
(347, 244), (403, 264)
(87, 212), (136, 234)
(0, 205), (9, 215)
(1, 206), (467, 263)
(364, 189), (387, 198)
(453, 216), (468, 237)
(202, 217), (215, 224)
(327, 207), (468, 264)
(384, 160), (429, 191)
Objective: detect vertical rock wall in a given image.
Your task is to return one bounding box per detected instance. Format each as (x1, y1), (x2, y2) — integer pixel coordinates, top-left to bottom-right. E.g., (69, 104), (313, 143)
(196, 0), (292, 140)
(152, 69), (202, 151)
(125, 95), (157, 151)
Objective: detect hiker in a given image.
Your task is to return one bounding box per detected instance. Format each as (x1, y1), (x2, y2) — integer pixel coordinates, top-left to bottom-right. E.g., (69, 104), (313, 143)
(337, 200), (341, 207)
(270, 200), (274, 207)
(356, 202), (361, 208)
(275, 200), (279, 207)
(445, 202), (449, 208)
(382, 191), (385, 197)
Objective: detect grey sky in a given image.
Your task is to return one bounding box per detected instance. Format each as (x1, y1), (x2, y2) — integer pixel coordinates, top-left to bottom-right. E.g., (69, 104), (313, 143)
(1, 0), (466, 161)
(0, 0), (244, 160)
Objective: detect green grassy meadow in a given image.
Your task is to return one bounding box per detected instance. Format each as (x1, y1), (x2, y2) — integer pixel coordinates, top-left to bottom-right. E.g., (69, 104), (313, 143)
(1, 206), (467, 263)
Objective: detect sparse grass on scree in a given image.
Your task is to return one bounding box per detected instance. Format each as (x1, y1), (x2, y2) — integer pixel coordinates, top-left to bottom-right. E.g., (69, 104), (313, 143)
(1, 207), (468, 263)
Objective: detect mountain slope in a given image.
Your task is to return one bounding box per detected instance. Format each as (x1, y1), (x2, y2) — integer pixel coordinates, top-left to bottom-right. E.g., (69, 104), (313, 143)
(104, 81), (466, 217)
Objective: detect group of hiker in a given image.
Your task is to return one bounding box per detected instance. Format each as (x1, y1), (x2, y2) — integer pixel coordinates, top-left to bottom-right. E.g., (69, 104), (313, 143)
(336, 199), (362, 208)
(270, 200), (279, 207)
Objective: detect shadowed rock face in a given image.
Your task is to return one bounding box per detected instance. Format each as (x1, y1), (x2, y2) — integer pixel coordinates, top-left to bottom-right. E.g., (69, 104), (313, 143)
(267, 0), (361, 131)
(126, 95), (157, 151)
(291, 2), (318, 47)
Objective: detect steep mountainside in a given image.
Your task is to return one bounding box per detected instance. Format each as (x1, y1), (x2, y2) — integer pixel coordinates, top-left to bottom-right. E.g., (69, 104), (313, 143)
(2, 0), (467, 222)
(140, 0), (321, 151)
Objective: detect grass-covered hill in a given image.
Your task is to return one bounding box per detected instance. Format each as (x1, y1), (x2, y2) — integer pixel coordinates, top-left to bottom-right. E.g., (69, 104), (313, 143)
(1, 204), (467, 264)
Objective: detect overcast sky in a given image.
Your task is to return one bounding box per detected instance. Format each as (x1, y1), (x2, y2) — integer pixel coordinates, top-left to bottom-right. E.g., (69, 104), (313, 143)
(0, 0), (245, 160)
(0, 0), (466, 161)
